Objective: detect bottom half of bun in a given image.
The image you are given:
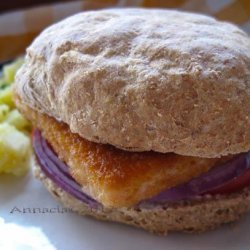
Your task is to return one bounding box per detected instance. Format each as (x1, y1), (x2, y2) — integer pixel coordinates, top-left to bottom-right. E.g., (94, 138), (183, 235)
(33, 159), (250, 235)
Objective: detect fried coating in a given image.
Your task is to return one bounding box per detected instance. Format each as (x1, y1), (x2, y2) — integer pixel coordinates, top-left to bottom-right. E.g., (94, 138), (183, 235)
(16, 97), (230, 208)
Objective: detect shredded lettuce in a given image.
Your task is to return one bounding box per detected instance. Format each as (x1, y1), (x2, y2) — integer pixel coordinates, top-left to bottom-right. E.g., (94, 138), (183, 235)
(0, 58), (31, 176)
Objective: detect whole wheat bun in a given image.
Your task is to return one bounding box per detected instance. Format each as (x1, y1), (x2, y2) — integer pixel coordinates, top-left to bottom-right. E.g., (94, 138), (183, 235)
(33, 159), (250, 234)
(15, 8), (250, 158)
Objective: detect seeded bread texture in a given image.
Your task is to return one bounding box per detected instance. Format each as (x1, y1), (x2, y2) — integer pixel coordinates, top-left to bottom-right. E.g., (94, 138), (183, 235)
(15, 8), (250, 157)
(34, 160), (250, 235)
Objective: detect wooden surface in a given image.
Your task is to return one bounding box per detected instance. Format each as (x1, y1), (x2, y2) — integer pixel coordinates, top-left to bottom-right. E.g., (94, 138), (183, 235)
(0, 0), (76, 13)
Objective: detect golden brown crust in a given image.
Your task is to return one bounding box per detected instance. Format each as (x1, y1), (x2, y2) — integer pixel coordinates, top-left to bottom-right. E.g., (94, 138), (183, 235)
(33, 159), (250, 234)
(14, 8), (250, 158)
(16, 97), (231, 208)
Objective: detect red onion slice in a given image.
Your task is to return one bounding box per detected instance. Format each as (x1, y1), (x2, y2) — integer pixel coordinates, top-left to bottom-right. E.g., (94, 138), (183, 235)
(33, 130), (100, 209)
(144, 151), (250, 204)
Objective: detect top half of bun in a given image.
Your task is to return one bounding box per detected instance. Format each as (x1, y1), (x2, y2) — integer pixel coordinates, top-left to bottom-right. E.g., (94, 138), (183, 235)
(14, 8), (250, 158)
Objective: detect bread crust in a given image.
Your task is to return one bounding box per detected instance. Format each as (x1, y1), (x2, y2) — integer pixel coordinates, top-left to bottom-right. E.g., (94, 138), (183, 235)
(34, 159), (250, 234)
(15, 8), (250, 157)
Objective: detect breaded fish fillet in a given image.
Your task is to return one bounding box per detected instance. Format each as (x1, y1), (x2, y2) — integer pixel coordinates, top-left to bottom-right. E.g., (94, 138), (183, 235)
(16, 97), (229, 208)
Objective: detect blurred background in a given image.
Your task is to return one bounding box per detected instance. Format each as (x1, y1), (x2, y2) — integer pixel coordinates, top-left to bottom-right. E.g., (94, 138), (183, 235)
(0, 0), (249, 61)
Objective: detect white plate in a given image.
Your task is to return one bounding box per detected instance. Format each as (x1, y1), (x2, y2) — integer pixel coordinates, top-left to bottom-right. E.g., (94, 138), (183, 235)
(1, 171), (250, 250)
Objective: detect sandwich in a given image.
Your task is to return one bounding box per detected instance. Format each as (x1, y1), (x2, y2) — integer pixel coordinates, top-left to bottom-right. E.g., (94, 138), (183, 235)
(14, 8), (250, 234)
